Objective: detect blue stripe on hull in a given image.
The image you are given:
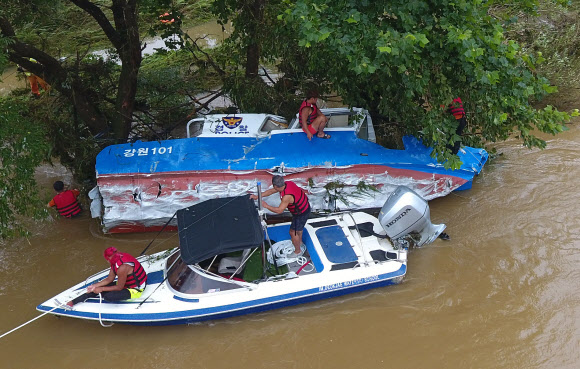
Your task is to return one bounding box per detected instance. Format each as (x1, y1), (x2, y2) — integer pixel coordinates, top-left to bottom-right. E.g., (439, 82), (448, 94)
(130, 272), (403, 326)
(38, 265), (406, 326)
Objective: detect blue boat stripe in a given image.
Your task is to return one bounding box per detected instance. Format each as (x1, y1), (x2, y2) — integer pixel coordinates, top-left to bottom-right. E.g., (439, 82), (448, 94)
(37, 265), (405, 323)
(173, 296), (200, 303)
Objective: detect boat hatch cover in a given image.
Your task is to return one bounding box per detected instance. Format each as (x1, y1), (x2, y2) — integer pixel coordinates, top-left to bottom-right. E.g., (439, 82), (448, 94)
(177, 196), (264, 264)
(316, 226), (357, 264)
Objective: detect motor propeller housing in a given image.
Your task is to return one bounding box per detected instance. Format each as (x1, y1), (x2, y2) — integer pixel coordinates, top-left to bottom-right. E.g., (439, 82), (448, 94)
(378, 186), (446, 247)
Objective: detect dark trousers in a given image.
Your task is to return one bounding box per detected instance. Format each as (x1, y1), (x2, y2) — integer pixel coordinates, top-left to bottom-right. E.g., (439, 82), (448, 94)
(71, 282), (131, 305)
(451, 116), (467, 155)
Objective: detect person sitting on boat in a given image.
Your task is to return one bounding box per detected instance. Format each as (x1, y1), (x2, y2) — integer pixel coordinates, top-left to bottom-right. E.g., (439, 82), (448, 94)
(47, 180), (82, 218)
(64, 247), (147, 308)
(250, 175), (311, 257)
(299, 90), (330, 140)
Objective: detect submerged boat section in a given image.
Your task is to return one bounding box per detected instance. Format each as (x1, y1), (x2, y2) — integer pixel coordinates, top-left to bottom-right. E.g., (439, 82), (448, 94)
(90, 108), (488, 233)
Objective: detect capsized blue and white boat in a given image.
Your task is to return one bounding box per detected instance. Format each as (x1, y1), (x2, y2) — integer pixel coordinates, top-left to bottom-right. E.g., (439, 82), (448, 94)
(38, 186), (446, 326)
(89, 107), (488, 233)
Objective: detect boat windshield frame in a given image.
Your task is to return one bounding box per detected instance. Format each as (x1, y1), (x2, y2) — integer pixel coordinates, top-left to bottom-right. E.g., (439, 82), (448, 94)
(166, 251), (253, 297)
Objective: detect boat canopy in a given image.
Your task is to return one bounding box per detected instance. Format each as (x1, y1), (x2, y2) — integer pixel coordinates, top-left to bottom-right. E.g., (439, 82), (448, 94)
(177, 195), (264, 264)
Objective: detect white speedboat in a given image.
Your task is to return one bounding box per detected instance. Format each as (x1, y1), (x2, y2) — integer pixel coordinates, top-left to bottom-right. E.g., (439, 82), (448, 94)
(37, 186), (446, 326)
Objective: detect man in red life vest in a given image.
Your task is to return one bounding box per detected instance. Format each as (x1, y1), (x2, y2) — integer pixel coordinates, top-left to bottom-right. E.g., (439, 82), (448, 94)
(446, 97), (468, 155)
(299, 90), (331, 140)
(64, 247), (148, 308)
(250, 176), (311, 256)
(47, 180), (82, 218)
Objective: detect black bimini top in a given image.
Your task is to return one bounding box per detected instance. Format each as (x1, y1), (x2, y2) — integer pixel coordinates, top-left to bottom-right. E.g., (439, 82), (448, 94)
(177, 195), (264, 265)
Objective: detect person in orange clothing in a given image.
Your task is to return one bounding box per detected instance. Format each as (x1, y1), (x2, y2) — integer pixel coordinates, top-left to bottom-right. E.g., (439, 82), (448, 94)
(47, 181), (82, 218)
(17, 58), (50, 98)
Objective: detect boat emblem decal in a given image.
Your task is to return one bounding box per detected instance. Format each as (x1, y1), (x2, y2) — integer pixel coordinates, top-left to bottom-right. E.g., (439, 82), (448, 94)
(222, 117), (243, 129)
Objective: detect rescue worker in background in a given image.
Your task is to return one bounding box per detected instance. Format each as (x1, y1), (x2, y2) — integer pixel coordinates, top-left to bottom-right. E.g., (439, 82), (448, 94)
(446, 97), (467, 155)
(64, 247), (148, 308)
(299, 90), (331, 140)
(250, 175), (311, 257)
(17, 58), (50, 98)
(47, 180), (82, 218)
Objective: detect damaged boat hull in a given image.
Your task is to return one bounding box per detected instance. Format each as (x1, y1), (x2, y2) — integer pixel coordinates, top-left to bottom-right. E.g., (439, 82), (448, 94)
(91, 111), (487, 233)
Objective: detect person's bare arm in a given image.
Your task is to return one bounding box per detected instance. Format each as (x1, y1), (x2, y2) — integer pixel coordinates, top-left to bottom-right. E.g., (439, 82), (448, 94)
(90, 265), (132, 293)
(87, 269), (116, 292)
(300, 107), (314, 140)
(261, 194), (292, 214)
(250, 187), (277, 200)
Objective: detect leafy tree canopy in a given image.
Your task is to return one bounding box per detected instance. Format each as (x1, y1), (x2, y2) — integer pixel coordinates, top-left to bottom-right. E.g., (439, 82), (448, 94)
(282, 0), (578, 168)
(0, 97), (50, 239)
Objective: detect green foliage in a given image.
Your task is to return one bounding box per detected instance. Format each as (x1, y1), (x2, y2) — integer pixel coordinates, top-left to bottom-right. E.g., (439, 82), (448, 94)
(505, 0), (580, 91)
(281, 0), (576, 168)
(0, 96), (50, 239)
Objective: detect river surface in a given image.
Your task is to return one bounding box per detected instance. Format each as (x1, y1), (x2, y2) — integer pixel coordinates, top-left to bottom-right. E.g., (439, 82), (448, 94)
(1, 119), (579, 368)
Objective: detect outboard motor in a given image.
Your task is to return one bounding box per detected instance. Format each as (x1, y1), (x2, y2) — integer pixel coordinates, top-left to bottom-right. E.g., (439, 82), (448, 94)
(378, 186), (446, 248)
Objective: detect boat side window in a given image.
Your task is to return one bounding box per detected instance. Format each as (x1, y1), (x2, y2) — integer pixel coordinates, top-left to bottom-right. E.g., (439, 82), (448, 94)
(357, 116), (369, 140)
(259, 118), (288, 133)
(327, 114), (349, 128)
(167, 254), (243, 295)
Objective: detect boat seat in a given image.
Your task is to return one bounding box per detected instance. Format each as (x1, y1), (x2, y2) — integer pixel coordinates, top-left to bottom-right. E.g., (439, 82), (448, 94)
(218, 249), (251, 275)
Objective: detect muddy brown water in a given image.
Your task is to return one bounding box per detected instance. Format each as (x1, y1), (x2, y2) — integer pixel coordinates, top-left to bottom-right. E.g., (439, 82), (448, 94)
(1, 121), (579, 368)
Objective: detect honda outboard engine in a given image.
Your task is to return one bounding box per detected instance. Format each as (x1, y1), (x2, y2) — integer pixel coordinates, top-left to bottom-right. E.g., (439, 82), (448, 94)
(378, 186), (446, 248)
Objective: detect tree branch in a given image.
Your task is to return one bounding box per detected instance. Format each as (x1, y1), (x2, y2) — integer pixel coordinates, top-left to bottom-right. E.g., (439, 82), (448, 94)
(69, 0), (122, 49)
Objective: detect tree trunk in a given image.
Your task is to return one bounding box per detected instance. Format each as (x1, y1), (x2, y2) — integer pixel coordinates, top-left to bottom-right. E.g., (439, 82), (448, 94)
(244, 0), (265, 78)
(1, 1), (144, 142)
(110, 0), (142, 140)
(0, 16), (110, 136)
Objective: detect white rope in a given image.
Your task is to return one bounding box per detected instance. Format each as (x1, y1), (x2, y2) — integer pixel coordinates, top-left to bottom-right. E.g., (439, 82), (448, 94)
(0, 295), (83, 340)
(0, 305), (62, 340)
(267, 240), (306, 266)
(98, 293), (114, 328)
(296, 257), (314, 273)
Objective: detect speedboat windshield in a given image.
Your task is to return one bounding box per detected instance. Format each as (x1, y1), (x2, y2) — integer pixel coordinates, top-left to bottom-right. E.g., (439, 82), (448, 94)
(166, 252), (244, 295)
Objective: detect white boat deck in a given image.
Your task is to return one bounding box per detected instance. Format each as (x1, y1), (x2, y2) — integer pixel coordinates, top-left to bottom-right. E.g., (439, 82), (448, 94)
(38, 211), (407, 325)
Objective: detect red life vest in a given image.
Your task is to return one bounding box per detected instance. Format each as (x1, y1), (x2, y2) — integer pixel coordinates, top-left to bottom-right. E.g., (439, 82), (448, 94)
(280, 181), (310, 216)
(53, 190), (82, 218)
(110, 253), (147, 289)
(299, 100), (319, 126)
(448, 97), (465, 119)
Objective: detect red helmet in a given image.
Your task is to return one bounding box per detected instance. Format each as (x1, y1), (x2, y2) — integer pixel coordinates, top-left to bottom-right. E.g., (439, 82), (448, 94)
(104, 247), (118, 260)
